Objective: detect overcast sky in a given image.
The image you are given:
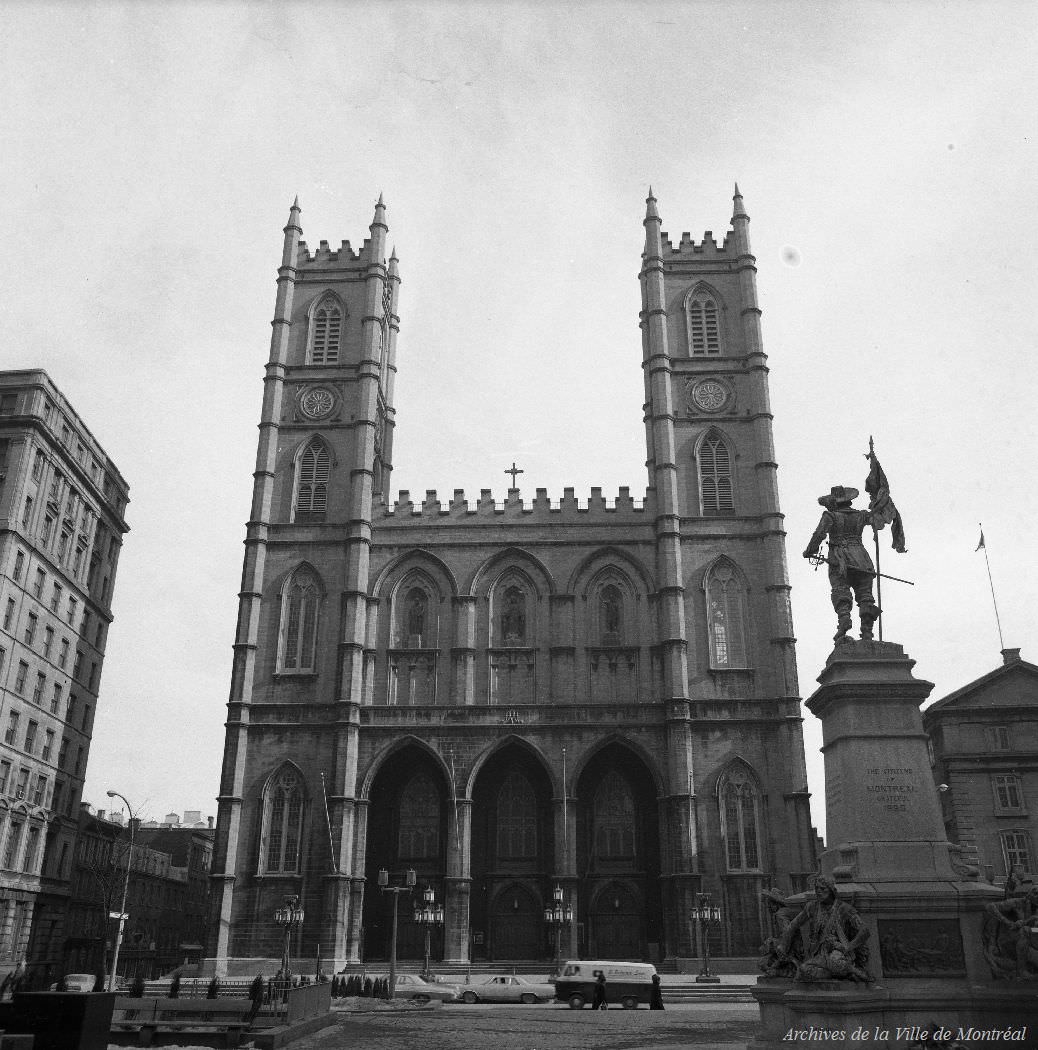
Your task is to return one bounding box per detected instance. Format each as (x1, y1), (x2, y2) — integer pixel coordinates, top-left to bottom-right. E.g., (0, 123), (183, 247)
(2, 1), (1035, 838)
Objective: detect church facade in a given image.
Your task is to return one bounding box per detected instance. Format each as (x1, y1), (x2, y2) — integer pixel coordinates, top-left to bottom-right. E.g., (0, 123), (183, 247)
(207, 188), (818, 974)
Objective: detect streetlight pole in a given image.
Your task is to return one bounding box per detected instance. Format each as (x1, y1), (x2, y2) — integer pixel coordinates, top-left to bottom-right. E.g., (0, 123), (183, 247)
(105, 790), (136, 992)
(543, 884), (573, 976)
(378, 868), (415, 999)
(274, 895), (304, 992)
(692, 892), (721, 984)
(412, 885), (444, 979)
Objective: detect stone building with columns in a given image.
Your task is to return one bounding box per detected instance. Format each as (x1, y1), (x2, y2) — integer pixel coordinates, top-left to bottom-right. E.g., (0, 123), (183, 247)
(207, 188), (818, 974)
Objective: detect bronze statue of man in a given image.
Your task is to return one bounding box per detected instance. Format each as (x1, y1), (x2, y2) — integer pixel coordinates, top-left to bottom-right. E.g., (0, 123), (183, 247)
(803, 486), (884, 644)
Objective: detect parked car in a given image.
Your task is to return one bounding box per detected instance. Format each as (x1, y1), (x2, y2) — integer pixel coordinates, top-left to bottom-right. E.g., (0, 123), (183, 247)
(48, 974), (98, 992)
(391, 973), (460, 1003)
(459, 975), (555, 1004)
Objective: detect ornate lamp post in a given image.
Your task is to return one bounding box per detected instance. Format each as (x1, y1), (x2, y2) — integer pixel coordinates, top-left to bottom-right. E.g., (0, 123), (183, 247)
(412, 884), (444, 979)
(543, 884), (573, 975)
(105, 790), (137, 992)
(378, 868), (416, 998)
(274, 895), (305, 989)
(691, 892), (722, 983)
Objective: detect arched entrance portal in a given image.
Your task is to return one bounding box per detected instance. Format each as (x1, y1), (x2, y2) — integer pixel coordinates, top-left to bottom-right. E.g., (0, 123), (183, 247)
(576, 742), (661, 962)
(362, 745), (449, 962)
(589, 881), (642, 959)
(470, 742), (554, 962)
(490, 883), (542, 960)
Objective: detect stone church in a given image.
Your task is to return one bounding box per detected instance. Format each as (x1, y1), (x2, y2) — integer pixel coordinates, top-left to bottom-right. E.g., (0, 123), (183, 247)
(207, 187), (818, 974)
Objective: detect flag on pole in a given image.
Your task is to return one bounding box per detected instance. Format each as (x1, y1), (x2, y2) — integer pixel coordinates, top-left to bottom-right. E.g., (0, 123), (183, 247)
(975, 529), (985, 551)
(865, 450), (907, 553)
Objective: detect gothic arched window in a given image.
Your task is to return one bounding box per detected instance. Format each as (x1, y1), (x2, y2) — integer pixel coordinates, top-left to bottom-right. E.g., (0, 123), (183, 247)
(263, 767), (305, 873)
(600, 584), (623, 647)
(398, 774), (440, 859)
(500, 585), (527, 646)
(687, 292), (721, 355)
(593, 772), (636, 859)
(699, 432), (734, 515)
(705, 560), (748, 669)
(279, 567), (320, 673)
(295, 440), (331, 524)
(496, 771), (537, 859)
(719, 767), (761, 871)
(309, 298), (342, 365)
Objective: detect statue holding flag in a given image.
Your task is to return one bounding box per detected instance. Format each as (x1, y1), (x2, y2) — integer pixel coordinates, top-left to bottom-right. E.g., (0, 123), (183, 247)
(803, 440), (907, 645)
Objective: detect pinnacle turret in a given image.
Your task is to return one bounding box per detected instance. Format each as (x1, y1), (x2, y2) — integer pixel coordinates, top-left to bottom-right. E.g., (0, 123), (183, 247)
(645, 186), (660, 222)
(732, 182), (748, 220)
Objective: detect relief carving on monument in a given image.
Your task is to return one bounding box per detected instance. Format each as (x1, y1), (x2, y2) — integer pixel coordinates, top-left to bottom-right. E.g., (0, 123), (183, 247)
(878, 919), (966, 977)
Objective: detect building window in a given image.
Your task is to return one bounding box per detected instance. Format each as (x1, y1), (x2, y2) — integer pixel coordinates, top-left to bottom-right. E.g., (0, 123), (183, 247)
(278, 567), (320, 673)
(705, 560), (749, 669)
(12, 551), (24, 583)
(59, 639), (69, 669)
(42, 627), (53, 659)
(42, 730), (54, 763)
(687, 291), (722, 355)
(1001, 830), (1033, 875)
(496, 771), (537, 859)
(309, 298), (343, 365)
(3, 822), (23, 868)
(50, 582), (61, 611)
(24, 721), (37, 755)
(41, 516), (54, 546)
(31, 451), (44, 482)
(0, 762), (9, 794)
(67, 596), (77, 625)
(73, 651), (83, 678)
(4, 712), (18, 745)
(699, 432), (734, 515)
(14, 662), (28, 695)
(32, 775), (46, 807)
(22, 827), (40, 873)
(32, 673), (45, 705)
(3, 599), (12, 630)
(993, 774), (1025, 813)
(719, 766), (762, 871)
(24, 614), (37, 646)
(262, 766), (305, 873)
(21, 496), (33, 529)
(0, 647), (5, 674)
(993, 726), (1011, 750)
(398, 774), (440, 859)
(294, 440), (330, 524)
(593, 772), (636, 859)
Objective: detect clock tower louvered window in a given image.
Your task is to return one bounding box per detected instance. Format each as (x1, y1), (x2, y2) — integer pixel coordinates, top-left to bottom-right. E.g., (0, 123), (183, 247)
(699, 433), (734, 515)
(295, 440), (330, 523)
(310, 302), (342, 365)
(688, 296), (720, 355)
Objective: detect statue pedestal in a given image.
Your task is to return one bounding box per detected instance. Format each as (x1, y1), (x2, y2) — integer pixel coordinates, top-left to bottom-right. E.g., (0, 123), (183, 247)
(751, 641), (1036, 1049)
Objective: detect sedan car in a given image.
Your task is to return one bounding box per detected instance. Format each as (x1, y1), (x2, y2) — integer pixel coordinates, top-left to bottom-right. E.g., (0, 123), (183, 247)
(458, 975), (556, 1004)
(391, 973), (460, 1003)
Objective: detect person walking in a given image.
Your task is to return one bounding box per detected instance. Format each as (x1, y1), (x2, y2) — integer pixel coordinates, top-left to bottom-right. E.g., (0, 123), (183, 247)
(591, 970), (607, 1010)
(649, 973), (664, 1010)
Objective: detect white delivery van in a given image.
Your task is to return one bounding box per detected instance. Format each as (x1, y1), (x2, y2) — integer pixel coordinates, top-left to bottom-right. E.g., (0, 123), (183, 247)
(552, 960), (658, 1009)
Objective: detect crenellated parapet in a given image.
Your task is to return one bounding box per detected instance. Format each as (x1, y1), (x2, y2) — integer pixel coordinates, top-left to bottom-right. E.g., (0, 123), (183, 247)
(376, 485), (656, 523)
(296, 238), (375, 266)
(660, 229), (736, 257)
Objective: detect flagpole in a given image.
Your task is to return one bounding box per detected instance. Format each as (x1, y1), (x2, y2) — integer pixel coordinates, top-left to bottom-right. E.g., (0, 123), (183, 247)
(978, 523), (1005, 651)
(868, 436), (883, 641)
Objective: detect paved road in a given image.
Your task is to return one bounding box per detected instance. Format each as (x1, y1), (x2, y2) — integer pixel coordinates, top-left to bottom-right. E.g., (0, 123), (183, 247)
(286, 1003), (761, 1050)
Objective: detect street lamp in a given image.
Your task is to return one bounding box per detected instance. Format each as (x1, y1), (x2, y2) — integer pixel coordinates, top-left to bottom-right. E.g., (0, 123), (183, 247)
(543, 883), (573, 975)
(412, 884), (445, 980)
(105, 790), (136, 992)
(691, 892), (722, 984)
(378, 868), (416, 999)
(274, 895), (305, 990)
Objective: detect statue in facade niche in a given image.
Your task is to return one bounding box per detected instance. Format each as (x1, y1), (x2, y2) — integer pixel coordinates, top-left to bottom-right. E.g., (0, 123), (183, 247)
(776, 876), (871, 983)
(983, 885), (1038, 979)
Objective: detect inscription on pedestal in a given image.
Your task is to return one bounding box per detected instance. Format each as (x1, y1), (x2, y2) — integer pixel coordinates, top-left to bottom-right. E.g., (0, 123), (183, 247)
(864, 766), (916, 813)
(878, 919), (966, 976)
